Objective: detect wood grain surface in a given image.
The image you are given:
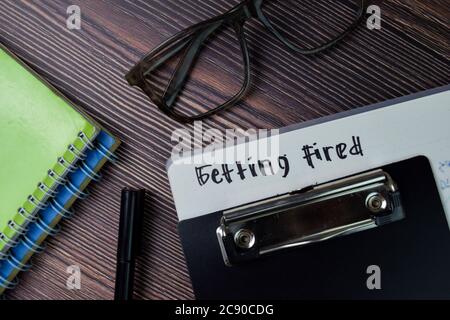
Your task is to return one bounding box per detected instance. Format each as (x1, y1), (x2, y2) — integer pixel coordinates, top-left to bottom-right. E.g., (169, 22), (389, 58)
(0, 0), (449, 300)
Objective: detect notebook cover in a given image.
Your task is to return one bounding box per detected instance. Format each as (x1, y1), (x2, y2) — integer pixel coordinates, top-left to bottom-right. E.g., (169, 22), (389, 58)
(0, 46), (98, 253)
(0, 130), (120, 294)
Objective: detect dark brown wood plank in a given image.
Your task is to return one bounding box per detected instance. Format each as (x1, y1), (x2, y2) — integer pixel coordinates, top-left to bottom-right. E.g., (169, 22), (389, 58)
(1, 0), (449, 300)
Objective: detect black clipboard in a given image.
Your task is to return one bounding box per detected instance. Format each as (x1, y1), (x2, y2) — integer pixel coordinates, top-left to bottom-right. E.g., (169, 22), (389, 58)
(179, 154), (450, 299)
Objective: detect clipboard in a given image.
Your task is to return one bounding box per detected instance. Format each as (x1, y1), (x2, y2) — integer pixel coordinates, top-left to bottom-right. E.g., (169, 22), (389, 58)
(167, 85), (450, 299)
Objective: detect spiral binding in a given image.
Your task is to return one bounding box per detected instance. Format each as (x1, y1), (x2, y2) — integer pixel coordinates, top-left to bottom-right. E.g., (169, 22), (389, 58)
(21, 235), (45, 254)
(97, 141), (118, 163)
(35, 218), (62, 237)
(17, 207), (38, 224)
(68, 144), (87, 161)
(0, 273), (18, 290)
(66, 181), (90, 200)
(0, 250), (7, 261)
(0, 131), (89, 259)
(5, 254), (31, 272)
(47, 169), (67, 185)
(0, 130), (118, 292)
(77, 131), (95, 150)
(58, 157), (78, 173)
(49, 200), (75, 219)
(0, 233), (19, 253)
(7, 220), (28, 237)
(79, 162), (102, 182)
(27, 195), (48, 211)
(38, 182), (58, 198)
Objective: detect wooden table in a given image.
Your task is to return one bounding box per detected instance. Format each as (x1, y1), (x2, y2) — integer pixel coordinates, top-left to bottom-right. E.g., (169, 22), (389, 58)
(1, 0), (448, 300)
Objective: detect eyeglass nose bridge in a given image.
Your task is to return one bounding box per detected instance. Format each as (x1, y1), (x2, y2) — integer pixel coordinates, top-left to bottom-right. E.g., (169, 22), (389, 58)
(254, 0), (367, 54)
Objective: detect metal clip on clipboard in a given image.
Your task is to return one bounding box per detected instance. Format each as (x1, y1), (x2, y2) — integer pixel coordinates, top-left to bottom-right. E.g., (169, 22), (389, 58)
(217, 170), (405, 266)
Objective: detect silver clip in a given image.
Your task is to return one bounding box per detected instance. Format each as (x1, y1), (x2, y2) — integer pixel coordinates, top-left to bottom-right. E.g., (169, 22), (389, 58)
(217, 170), (405, 266)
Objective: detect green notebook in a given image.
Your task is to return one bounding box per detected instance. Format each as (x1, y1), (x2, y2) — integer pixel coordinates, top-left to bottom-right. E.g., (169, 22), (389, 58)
(0, 46), (99, 256)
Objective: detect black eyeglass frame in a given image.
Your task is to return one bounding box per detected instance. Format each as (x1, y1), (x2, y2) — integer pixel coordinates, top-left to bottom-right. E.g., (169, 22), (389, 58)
(126, 0), (367, 123)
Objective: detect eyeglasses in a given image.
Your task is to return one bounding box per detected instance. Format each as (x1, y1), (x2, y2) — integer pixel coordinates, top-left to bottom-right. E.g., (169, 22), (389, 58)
(126, 0), (367, 123)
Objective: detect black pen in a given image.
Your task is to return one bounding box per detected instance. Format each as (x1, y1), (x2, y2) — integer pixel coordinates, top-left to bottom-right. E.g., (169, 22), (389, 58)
(114, 188), (145, 300)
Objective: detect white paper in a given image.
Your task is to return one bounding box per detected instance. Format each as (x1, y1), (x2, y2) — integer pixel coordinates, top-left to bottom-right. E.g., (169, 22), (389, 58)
(168, 88), (450, 225)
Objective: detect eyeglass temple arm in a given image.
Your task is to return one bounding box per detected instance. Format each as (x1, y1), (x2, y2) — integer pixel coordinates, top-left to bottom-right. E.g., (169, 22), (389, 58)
(162, 3), (253, 108)
(172, 21), (251, 123)
(163, 21), (223, 108)
(127, 8), (234, 84)
(126, 26), (198, 86)
(255, 0), (367, 55)
(143, 39), (191, 75)
(296, 0), (367, 54)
